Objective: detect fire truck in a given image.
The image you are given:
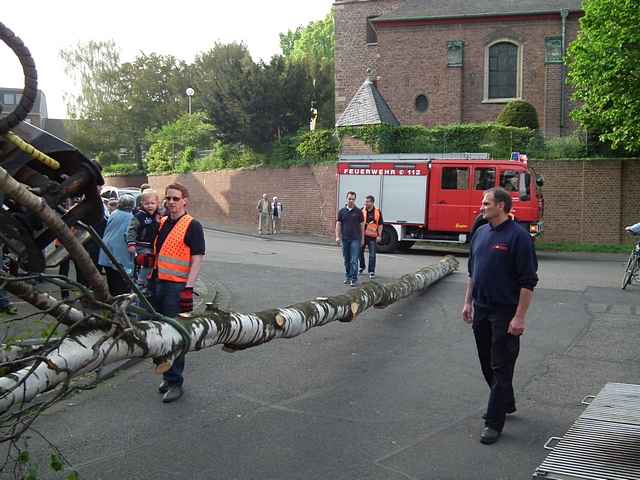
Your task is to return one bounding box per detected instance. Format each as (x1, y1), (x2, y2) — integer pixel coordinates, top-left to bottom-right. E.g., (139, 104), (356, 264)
(337, 153), (544, 253)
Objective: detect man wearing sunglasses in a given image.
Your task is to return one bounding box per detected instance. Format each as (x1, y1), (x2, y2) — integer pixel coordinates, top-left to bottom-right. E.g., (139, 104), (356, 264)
(150, 183), (206, 403)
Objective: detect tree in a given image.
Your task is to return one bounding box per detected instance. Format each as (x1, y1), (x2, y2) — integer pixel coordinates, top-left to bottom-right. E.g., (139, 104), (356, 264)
(253, 56), (315, 142)
(567, 0), (640, 152)
(191, 42), (259, 146)
(60, 40), (126, 160)
(279, 10), (335, 129)
(61, 43), (190, 164)
(145, 112), (216, 173)
(117, 53), (191, 162)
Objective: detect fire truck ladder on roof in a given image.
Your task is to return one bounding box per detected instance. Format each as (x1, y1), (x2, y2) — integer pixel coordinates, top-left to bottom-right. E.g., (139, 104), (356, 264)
(534, 383), (640, 480)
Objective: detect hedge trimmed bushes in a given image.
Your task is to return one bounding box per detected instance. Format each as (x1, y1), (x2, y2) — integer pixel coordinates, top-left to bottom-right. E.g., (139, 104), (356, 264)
(339, 123), (536, 159)
(497, 100), (540, 130)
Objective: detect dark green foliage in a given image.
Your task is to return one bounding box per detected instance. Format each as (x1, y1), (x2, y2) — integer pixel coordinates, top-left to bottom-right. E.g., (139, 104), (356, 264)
(296, 130), (340, 163)
(496, 100), (540, 130)
(191, 142), (265, 173)
(268, 134), (302, 167)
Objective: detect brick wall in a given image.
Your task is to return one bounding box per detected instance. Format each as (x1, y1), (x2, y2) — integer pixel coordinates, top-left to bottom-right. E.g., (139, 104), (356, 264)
(530, 159), (640, 244)
(142, 166), (338, 237)
(103, 175), (148, 188)
(341, 135), (375, 155)
(335, 0), (580, 135)
(105, 159), (640, 245)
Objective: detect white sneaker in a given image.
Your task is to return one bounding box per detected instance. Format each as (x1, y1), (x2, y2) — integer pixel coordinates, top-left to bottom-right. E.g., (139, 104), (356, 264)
(369, 273), (375, 279)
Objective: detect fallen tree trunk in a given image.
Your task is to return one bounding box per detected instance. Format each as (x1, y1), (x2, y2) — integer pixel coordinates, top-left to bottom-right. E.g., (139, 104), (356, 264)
(0, 256), (458, 415)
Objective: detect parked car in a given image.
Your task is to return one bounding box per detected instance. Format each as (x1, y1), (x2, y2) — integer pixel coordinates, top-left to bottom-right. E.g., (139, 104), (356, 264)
(100, 186), (141, 208)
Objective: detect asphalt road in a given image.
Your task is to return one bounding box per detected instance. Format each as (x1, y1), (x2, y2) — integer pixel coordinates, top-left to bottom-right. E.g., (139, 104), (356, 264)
(12, 229), (640, 480)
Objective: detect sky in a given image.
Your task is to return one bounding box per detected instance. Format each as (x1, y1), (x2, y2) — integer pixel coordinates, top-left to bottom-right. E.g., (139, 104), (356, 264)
(0, 0), (334, 118)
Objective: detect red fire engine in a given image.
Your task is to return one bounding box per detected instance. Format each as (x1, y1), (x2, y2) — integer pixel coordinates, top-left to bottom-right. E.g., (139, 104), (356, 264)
(337, 153), (544, 252)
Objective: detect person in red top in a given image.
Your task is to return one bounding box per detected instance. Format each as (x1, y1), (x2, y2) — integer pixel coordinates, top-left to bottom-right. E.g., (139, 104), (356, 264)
(359, 195), (383, 279)
(150, 183), (206, 403)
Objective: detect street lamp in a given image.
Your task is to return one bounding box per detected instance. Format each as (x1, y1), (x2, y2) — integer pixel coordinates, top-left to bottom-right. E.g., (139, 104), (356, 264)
(186, 87), (195, 115)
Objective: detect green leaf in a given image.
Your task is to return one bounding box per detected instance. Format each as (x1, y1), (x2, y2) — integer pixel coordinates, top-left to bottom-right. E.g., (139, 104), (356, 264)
(18, 450), (30, 464)
(66, 472), (79, 480)
(50, 453), (64, 471)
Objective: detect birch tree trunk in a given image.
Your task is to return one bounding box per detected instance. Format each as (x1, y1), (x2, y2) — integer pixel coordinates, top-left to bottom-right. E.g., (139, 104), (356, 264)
(0, 256), (458, 415)
(0, 165), (110, 302)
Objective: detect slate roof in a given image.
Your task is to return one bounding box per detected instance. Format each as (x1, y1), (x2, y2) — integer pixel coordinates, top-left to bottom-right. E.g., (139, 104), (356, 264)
(336, 78), (400, 128)
(375, 0), (582, 21)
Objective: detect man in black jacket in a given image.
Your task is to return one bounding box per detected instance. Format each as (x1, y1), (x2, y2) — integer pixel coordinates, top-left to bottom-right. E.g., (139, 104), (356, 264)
(462, 187), (538, 445)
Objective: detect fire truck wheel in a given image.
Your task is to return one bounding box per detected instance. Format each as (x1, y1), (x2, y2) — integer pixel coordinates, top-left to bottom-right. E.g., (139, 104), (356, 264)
(398, 241), (415, 251)
(377, 225), (398, 253)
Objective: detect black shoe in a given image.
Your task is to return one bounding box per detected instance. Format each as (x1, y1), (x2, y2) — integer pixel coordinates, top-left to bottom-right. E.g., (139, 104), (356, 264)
(343, 279), (350, 285)
(480, 427), (501, 445)
(162, 385), (183, 403)
(350, 280), (357, 287)
(482, 405), (516, 420)
(158, 380), (169, 394)
(359, 267), (365, 274)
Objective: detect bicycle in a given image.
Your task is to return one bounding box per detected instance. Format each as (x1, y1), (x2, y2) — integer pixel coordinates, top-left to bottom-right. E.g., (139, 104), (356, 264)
(622, 225), (640, 290)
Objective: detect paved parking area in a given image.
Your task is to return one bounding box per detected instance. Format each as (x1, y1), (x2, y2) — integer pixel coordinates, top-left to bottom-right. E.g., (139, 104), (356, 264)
(11, 229), (640, 480)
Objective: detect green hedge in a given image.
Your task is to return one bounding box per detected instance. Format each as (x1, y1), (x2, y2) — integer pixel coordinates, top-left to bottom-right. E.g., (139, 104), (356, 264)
(339, 123), (536, 159)
(266, 129), (340, 167)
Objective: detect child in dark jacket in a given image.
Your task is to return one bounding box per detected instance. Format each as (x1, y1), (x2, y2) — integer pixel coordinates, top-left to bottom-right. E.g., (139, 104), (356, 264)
(127, 190), (160, 292)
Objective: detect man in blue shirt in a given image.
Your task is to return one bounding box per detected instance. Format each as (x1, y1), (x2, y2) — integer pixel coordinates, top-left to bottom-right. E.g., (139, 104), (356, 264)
(336, 191), (364, 287)
(462, 187), (538, 445)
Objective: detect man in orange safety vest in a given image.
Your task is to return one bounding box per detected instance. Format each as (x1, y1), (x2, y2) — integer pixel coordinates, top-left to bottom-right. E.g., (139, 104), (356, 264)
(150, 183), (206, 403)
(359, 195), (383, 279)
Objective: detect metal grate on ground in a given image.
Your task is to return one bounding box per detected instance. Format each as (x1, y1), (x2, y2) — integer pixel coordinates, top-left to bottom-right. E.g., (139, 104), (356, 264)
(533, 383), (640, 480)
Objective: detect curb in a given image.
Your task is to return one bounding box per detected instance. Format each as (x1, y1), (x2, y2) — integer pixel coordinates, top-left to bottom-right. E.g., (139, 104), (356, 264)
(202, 224), (334, 247)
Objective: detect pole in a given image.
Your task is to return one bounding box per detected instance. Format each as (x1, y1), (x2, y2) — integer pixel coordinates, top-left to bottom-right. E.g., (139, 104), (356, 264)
(188, 96), (192, 115)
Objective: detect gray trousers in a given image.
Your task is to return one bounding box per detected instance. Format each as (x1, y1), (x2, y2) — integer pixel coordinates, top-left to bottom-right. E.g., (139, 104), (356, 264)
(258, 213), (271, 233)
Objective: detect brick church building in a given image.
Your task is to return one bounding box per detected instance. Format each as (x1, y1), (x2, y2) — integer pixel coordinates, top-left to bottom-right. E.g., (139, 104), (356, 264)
(334, 0), (583, 136)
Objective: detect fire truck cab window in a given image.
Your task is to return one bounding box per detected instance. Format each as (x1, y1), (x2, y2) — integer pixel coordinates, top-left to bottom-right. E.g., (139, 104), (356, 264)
(500, 170), (520, 192)
(442, 167), (469, 190)
(474, 168), (496, 190)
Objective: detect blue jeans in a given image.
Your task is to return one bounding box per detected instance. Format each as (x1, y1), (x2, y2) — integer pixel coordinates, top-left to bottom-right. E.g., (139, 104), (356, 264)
(341, 239), (361, 282)
(150, 279), (187, 386)
(359, 237), (377, 273)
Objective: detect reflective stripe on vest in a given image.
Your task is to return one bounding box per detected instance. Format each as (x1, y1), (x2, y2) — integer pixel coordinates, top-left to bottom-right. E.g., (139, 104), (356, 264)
(363, 207), (381, 237)
(155, 214), (193, 282)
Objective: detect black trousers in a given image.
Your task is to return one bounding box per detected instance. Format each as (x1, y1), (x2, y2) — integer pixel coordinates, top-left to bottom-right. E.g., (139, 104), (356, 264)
(472, 304), (520, 432)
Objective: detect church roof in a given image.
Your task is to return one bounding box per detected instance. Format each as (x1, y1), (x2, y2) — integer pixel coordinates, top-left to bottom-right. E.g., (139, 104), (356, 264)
(375, 0), (582, 22)
(336, 78), (400, 128)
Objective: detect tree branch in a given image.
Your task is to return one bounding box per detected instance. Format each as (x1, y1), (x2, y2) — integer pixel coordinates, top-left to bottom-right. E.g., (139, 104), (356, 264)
(0, 166), (110, 302)
(0, 256), (459, 415)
